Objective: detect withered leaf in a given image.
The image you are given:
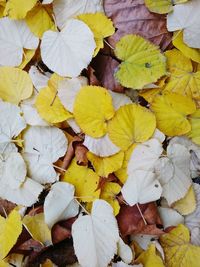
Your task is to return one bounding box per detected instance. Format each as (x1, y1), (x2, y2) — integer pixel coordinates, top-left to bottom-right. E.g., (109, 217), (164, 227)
(104, 0), (172, 51)
(117, 202), (164, 236)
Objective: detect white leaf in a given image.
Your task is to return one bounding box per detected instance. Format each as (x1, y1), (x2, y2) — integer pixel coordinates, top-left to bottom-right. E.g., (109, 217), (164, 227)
(53, 0), (104, 29)
(169, 136), (200, 178)
(0, 152), (26, 189)
(58, 76), (88, 112)
(112, 261), (142, 267)
(0, 177), (43, 207)
(0, 101), (26, 154)
(185, 183), (200, 245)
(72, 199), (119, 267)
(44, 182), (79, 228)
(67, 118), (81, 134)
(131, 234), (157, 250)
(127, 139), (163, 175)
(21, 91), (49, 126)
(118, 238), (133, 264)
(152, 129), (165, 143)
(42, 0), (53, 4)
(83, 134), (120, 157)
(155, 143), (192, 205)
(23, 126), (68, 184)
(41, 19), (96, 77)
(121, 170), (162, 206)
(29, 66), (50, 91)
(109, 91), (132, 111)
(0, 17), (39, 66)
(158, 207), (184, 229)
(167, 0), (200, 48)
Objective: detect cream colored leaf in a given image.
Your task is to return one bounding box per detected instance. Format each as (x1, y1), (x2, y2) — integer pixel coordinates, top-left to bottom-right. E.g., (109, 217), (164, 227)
(109, 91), (132, 111)
(23, 126), (68, 184)
(84, 134), (120, 157)
(155, 143), (192, 205)
(0, 177), (43, 207)
(0, 101), (26, 154)
(41, 19), (95, 77)
(72, 199), (119, 267)
(53, 0), (103, 30)
(44, 182), (79, 228)
(0, 152), (26, 189)
(127, 138), (163, 175)
(167, 0), (200, 48)
(58, 76), (88, 112)
(29, 66), (50, 91)
(118, 238), (133, 264)
(121, 170), (162, 206)
(158, 207), (184, 229)
(0, 17), (39, 66)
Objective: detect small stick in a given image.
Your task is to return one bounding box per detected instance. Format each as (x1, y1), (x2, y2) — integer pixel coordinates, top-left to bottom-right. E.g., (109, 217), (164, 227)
(104, 39), (115, 50)
(136, 203), (147, 225)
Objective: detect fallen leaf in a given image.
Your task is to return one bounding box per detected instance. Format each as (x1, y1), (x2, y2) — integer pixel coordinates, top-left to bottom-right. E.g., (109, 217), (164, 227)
(108, 104), (156, 151)
(160, 224), (200, 267)
(72, 199), (119, 267)
(117, 202), (163, 236)
(74, 86), (115, 137)
(104, 0), (172, 51)
(114, 34), (166, 89)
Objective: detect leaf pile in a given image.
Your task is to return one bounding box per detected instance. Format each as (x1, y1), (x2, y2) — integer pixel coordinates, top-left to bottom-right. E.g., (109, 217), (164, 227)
(0, 0), (200, 267)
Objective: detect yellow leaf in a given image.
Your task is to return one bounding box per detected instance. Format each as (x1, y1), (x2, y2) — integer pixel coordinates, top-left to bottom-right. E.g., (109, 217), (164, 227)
(173, 31), (200, 63)
(100, 182), (121, 216)
(0, 260), (8, 267)
(87, 151), (124, 177)
(78, 12), (115, 56)
(151, 93), (196, 136)
(63, 159), (100, 202)
(108, 104), (156, 151)
(0, 1), (5, 18)
(35, 86), (72, 123)
(0, 210), (22, 259)
(172, 186), (196, 215)
(144, 0), (188, 14)
(115, 34), (166, 89)
(114, 144), (136, 184)
(41, 259), (55, 267)
(23, 213), (52, 246)
(136, 244), (164, 267)
(187, 109), (200, 145)
(163, 49), (200, 99)
(19, 49), (36, 70)
(139, 88), (162, 104)
(74, 86), (115, 137)
(0, 67), (33, 105)
(26, 3), (56, 38)
(144, 0), (172, 14)
(48, 73), (64, 91)
(160, 224), (200, 267)
(3, 0), (37, 19)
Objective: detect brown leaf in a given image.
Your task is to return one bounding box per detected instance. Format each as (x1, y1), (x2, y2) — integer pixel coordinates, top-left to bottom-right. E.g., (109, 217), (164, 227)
(87, 66), (101, 86)
(26, 239), (77, 267)
(0, 198), (16, 217)
(91, 53), (124, 92)
(117, 202), (164, 236)
(75, 144), (88, 166)
(61, 136), (83, 171)
(104, 0), (173, 51)
(52, 217), (77, 244)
